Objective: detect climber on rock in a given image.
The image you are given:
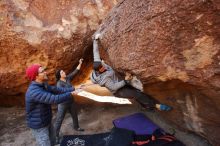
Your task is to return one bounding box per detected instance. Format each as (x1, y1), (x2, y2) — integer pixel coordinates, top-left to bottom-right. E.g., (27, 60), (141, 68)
(90, 33), (172, 111)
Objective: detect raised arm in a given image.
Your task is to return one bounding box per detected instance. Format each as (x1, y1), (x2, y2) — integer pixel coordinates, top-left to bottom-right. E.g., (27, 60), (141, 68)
(93, 34), (101, 62)
(66, 69), (79, 81)
(93, 39), (101, 62)
(66, 58), (83, 81)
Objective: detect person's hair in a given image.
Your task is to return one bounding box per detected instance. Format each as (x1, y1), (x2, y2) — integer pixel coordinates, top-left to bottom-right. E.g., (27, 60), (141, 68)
(55, 69), (61, 81)
(93, 61), (102, 71)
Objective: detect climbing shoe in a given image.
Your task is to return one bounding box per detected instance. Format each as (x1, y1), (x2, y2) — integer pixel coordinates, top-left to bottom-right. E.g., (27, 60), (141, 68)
(159, 104), (172, 111)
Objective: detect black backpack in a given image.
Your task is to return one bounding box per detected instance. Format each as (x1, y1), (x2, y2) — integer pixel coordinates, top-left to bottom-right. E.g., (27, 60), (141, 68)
(132, 129), (185, 146)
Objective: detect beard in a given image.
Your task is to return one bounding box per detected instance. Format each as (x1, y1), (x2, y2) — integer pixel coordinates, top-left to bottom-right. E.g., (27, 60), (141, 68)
(43, 75), (48, 81)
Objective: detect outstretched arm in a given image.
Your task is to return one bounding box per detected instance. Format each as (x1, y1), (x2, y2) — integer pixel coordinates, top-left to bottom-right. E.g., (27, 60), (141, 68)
(44, 82), (74, 93)
(104, 79), (126, 92)
(67, 58), (83, 81)
(93, 34), (101, 62)
(30, 88), (73, 104)
(103, 72), (133, 92)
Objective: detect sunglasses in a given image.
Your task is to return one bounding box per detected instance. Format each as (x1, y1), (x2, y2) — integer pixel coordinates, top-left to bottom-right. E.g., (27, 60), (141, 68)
(38, 67), (47, 73)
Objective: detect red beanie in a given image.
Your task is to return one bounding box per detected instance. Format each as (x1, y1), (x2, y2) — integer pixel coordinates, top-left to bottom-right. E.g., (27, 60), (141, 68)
(26, 64), (41, 81)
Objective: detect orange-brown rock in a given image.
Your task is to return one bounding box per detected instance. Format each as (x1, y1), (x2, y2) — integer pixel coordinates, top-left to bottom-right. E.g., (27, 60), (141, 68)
(96, 0), (220, 145)
(0, 0), (118, 106)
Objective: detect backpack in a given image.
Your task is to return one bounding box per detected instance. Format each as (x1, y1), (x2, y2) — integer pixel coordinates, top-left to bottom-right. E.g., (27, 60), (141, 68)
(132, 129), (185, 146)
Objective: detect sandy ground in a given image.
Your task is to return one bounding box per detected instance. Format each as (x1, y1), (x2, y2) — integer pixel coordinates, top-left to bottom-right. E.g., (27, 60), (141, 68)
(0, 84), (212, 146)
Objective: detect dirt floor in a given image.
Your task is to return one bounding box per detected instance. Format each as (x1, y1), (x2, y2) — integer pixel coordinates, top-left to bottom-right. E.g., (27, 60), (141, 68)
(0, 83), (212, 146)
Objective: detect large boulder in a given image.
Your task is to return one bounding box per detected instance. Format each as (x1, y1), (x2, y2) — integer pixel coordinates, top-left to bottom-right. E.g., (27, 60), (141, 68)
(96, 0), (220, 145)
(0, 0), (118, 106)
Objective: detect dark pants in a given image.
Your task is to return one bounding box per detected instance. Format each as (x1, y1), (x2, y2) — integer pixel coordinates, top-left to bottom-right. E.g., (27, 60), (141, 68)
(54, 99), (79, 137)
(114, 85), (157, 109)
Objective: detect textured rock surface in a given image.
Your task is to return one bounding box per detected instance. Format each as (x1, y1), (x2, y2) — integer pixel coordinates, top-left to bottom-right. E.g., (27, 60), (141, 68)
(0, 0), (117, 106)
(96, 0), (220, 145)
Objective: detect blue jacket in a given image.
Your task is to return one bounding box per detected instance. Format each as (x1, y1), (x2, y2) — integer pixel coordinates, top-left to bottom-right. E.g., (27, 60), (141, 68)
(25, 81), (73, 129)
